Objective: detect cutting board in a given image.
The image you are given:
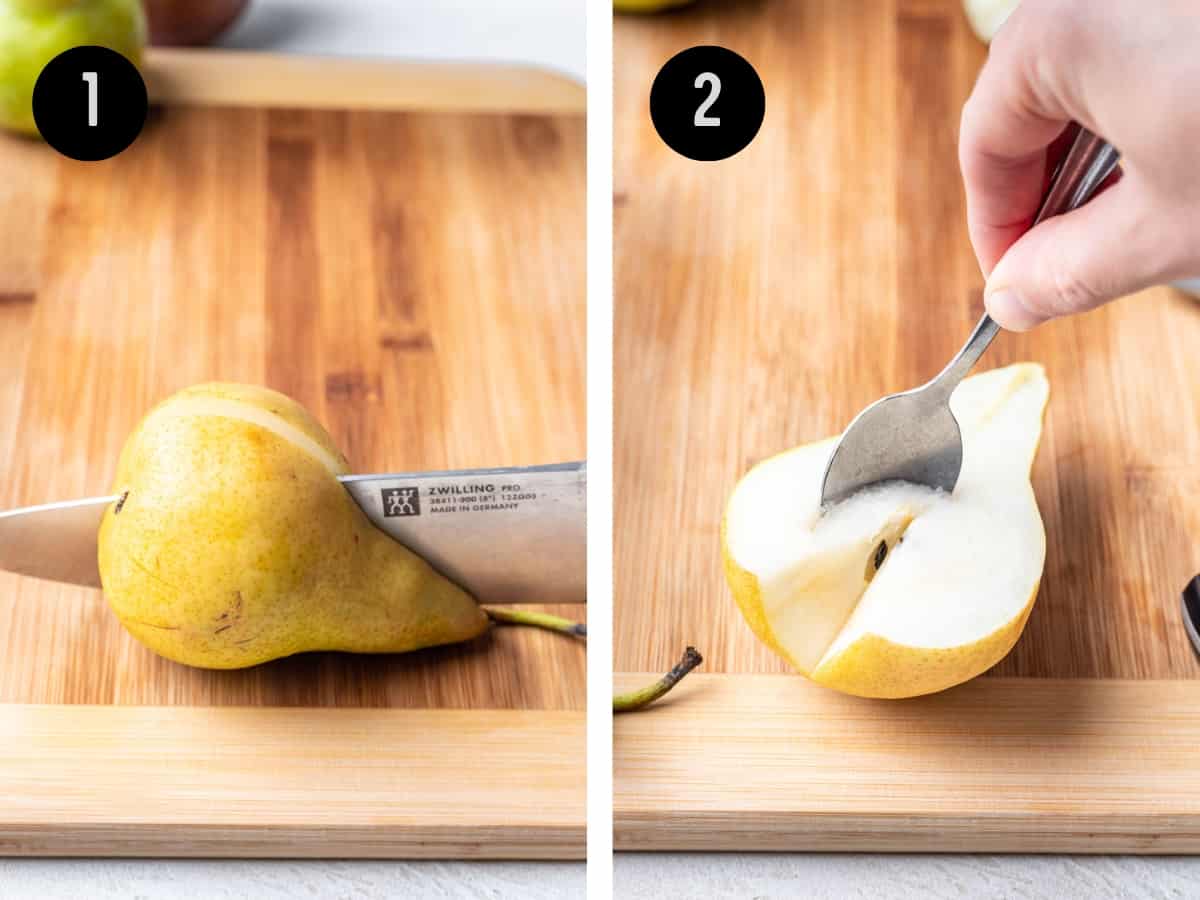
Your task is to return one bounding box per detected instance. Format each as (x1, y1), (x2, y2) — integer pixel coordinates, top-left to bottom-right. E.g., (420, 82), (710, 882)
(615, 0), (1200, 852)
(0, 50), (585, 858)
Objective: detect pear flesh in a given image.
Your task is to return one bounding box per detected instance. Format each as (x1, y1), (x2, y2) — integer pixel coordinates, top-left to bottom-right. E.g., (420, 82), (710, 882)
(723, 363), (1049, 698)
(98, 384), (489, 669)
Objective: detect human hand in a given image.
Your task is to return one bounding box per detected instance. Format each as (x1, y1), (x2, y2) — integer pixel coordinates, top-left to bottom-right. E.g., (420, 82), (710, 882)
(959, 0), (1200, 330)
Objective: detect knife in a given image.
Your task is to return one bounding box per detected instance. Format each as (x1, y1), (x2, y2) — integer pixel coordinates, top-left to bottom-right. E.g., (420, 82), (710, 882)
(0, 461), (586, 605)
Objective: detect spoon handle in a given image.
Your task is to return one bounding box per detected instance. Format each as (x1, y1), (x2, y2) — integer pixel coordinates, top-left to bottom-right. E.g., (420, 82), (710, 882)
(933, 126), (1121, 394)
(1033, 125), (1122, 226)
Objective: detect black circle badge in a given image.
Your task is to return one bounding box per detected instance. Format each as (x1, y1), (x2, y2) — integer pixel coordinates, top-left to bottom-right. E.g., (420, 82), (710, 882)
(649, 45), (765, 162)
(33, 46), (148, 162)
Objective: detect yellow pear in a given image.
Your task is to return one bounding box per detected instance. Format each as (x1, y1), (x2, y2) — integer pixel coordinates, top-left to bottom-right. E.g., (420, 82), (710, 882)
(962, 0), (1021, 43)
(98, 383), (489, 669)
(722, 363), (1048, 698)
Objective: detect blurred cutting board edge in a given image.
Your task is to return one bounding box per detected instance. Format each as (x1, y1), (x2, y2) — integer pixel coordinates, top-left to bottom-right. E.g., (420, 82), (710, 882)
(145, 48), (586, 115)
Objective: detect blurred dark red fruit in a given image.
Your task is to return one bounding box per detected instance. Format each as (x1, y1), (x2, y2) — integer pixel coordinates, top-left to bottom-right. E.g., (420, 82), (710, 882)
(144, 0), (247, 47)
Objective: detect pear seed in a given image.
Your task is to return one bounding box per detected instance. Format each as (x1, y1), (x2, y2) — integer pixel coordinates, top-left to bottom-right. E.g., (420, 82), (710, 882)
(873, 540), (888, 571)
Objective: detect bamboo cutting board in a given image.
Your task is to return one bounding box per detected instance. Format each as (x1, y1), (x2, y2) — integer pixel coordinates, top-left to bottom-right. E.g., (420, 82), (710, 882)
(0, 53), (585, 858)
(615, 0), (1200, 852)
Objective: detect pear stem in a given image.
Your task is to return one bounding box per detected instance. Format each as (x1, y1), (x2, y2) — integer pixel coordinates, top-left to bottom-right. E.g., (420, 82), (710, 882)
(613, 647), (703, 713)
(483, 607), (587, 639)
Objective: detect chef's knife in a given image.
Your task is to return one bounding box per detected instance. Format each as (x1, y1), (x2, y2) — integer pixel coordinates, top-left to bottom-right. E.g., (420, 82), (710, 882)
(0, 461), (586, 604)
(1182, 575), (1200, 659)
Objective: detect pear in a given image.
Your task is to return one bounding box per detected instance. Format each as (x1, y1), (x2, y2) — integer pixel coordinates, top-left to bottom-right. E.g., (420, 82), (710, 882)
(0, 0), (145, 136)
(962, 0), (1021, 43)
(722, 363), (1049, 698)
(98, 383), (490, 669)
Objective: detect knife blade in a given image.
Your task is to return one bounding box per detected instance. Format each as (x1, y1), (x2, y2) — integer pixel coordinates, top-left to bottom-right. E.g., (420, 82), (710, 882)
(0, 461), (586, 604)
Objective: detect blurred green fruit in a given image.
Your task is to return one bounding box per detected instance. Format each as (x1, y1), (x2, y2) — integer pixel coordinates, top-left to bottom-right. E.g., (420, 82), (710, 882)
(0, 0), (145, 136)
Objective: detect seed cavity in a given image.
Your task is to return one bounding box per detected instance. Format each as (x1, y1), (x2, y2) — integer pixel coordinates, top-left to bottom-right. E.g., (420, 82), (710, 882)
(873, 540), (888, 571)
(864, 539), (890, 581)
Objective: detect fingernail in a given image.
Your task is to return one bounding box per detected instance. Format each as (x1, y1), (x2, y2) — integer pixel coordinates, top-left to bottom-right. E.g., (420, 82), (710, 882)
(985, 289), (1042, 332)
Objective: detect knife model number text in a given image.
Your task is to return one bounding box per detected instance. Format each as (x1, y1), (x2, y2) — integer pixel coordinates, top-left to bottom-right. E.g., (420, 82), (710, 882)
(427, 483), (537, 515)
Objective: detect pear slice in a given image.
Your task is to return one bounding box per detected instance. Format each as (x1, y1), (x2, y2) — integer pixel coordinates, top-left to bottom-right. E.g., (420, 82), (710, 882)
(722, 363), (1049, 698)
(98, 383), (489, 669)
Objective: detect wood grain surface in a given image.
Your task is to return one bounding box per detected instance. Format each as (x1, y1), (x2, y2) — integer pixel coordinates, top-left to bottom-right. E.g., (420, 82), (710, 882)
(0, 704), (583, 859)
(0, 102), (586, 711)
(614, 0), (1200, 854)
(614, 0), (1200, 680)
(615, 674), (1200, 852)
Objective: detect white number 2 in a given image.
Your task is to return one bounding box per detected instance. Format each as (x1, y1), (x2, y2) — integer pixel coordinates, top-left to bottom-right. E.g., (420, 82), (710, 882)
(82, 71), (98, 127)
(693, 72), (721, 127)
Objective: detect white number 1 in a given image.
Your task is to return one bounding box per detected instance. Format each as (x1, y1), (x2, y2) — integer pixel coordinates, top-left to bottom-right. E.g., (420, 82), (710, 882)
(694, 72), (721, 127)
(82, 72), (98, 127)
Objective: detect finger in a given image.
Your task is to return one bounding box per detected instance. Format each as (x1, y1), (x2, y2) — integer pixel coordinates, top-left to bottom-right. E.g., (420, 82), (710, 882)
(958, 11), (1080, 274)
(983, 178), (1183, 330)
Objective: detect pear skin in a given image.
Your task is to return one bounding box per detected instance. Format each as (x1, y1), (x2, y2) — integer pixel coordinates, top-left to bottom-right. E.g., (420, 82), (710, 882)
(0, 0), (146, 135)
(98, 383), (489, 669)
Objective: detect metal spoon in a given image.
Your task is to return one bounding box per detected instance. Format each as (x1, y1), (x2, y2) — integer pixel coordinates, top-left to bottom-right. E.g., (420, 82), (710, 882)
(819, 126), (1120, 508)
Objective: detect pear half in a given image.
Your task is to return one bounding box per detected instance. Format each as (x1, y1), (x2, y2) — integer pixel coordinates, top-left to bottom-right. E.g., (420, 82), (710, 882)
(722, 363), (1049, 698)
(98, 384), (489, 669)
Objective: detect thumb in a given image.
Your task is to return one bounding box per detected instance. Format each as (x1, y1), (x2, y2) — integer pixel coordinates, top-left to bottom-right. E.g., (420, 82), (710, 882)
(984, 179), (1182, 330)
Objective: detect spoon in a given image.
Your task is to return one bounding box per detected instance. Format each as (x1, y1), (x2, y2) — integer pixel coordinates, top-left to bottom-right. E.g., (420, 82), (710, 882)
(819, 125), (1120, 508)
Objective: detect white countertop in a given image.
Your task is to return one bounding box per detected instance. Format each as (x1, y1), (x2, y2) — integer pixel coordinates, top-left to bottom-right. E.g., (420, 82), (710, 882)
(0, 859), (584, 899)
(616, 854), (1200, 898)
(7, 851), (1200, 899)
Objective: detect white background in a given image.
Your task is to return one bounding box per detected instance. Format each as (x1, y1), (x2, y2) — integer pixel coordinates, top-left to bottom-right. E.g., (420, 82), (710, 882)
(219, 0), (585, 82)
